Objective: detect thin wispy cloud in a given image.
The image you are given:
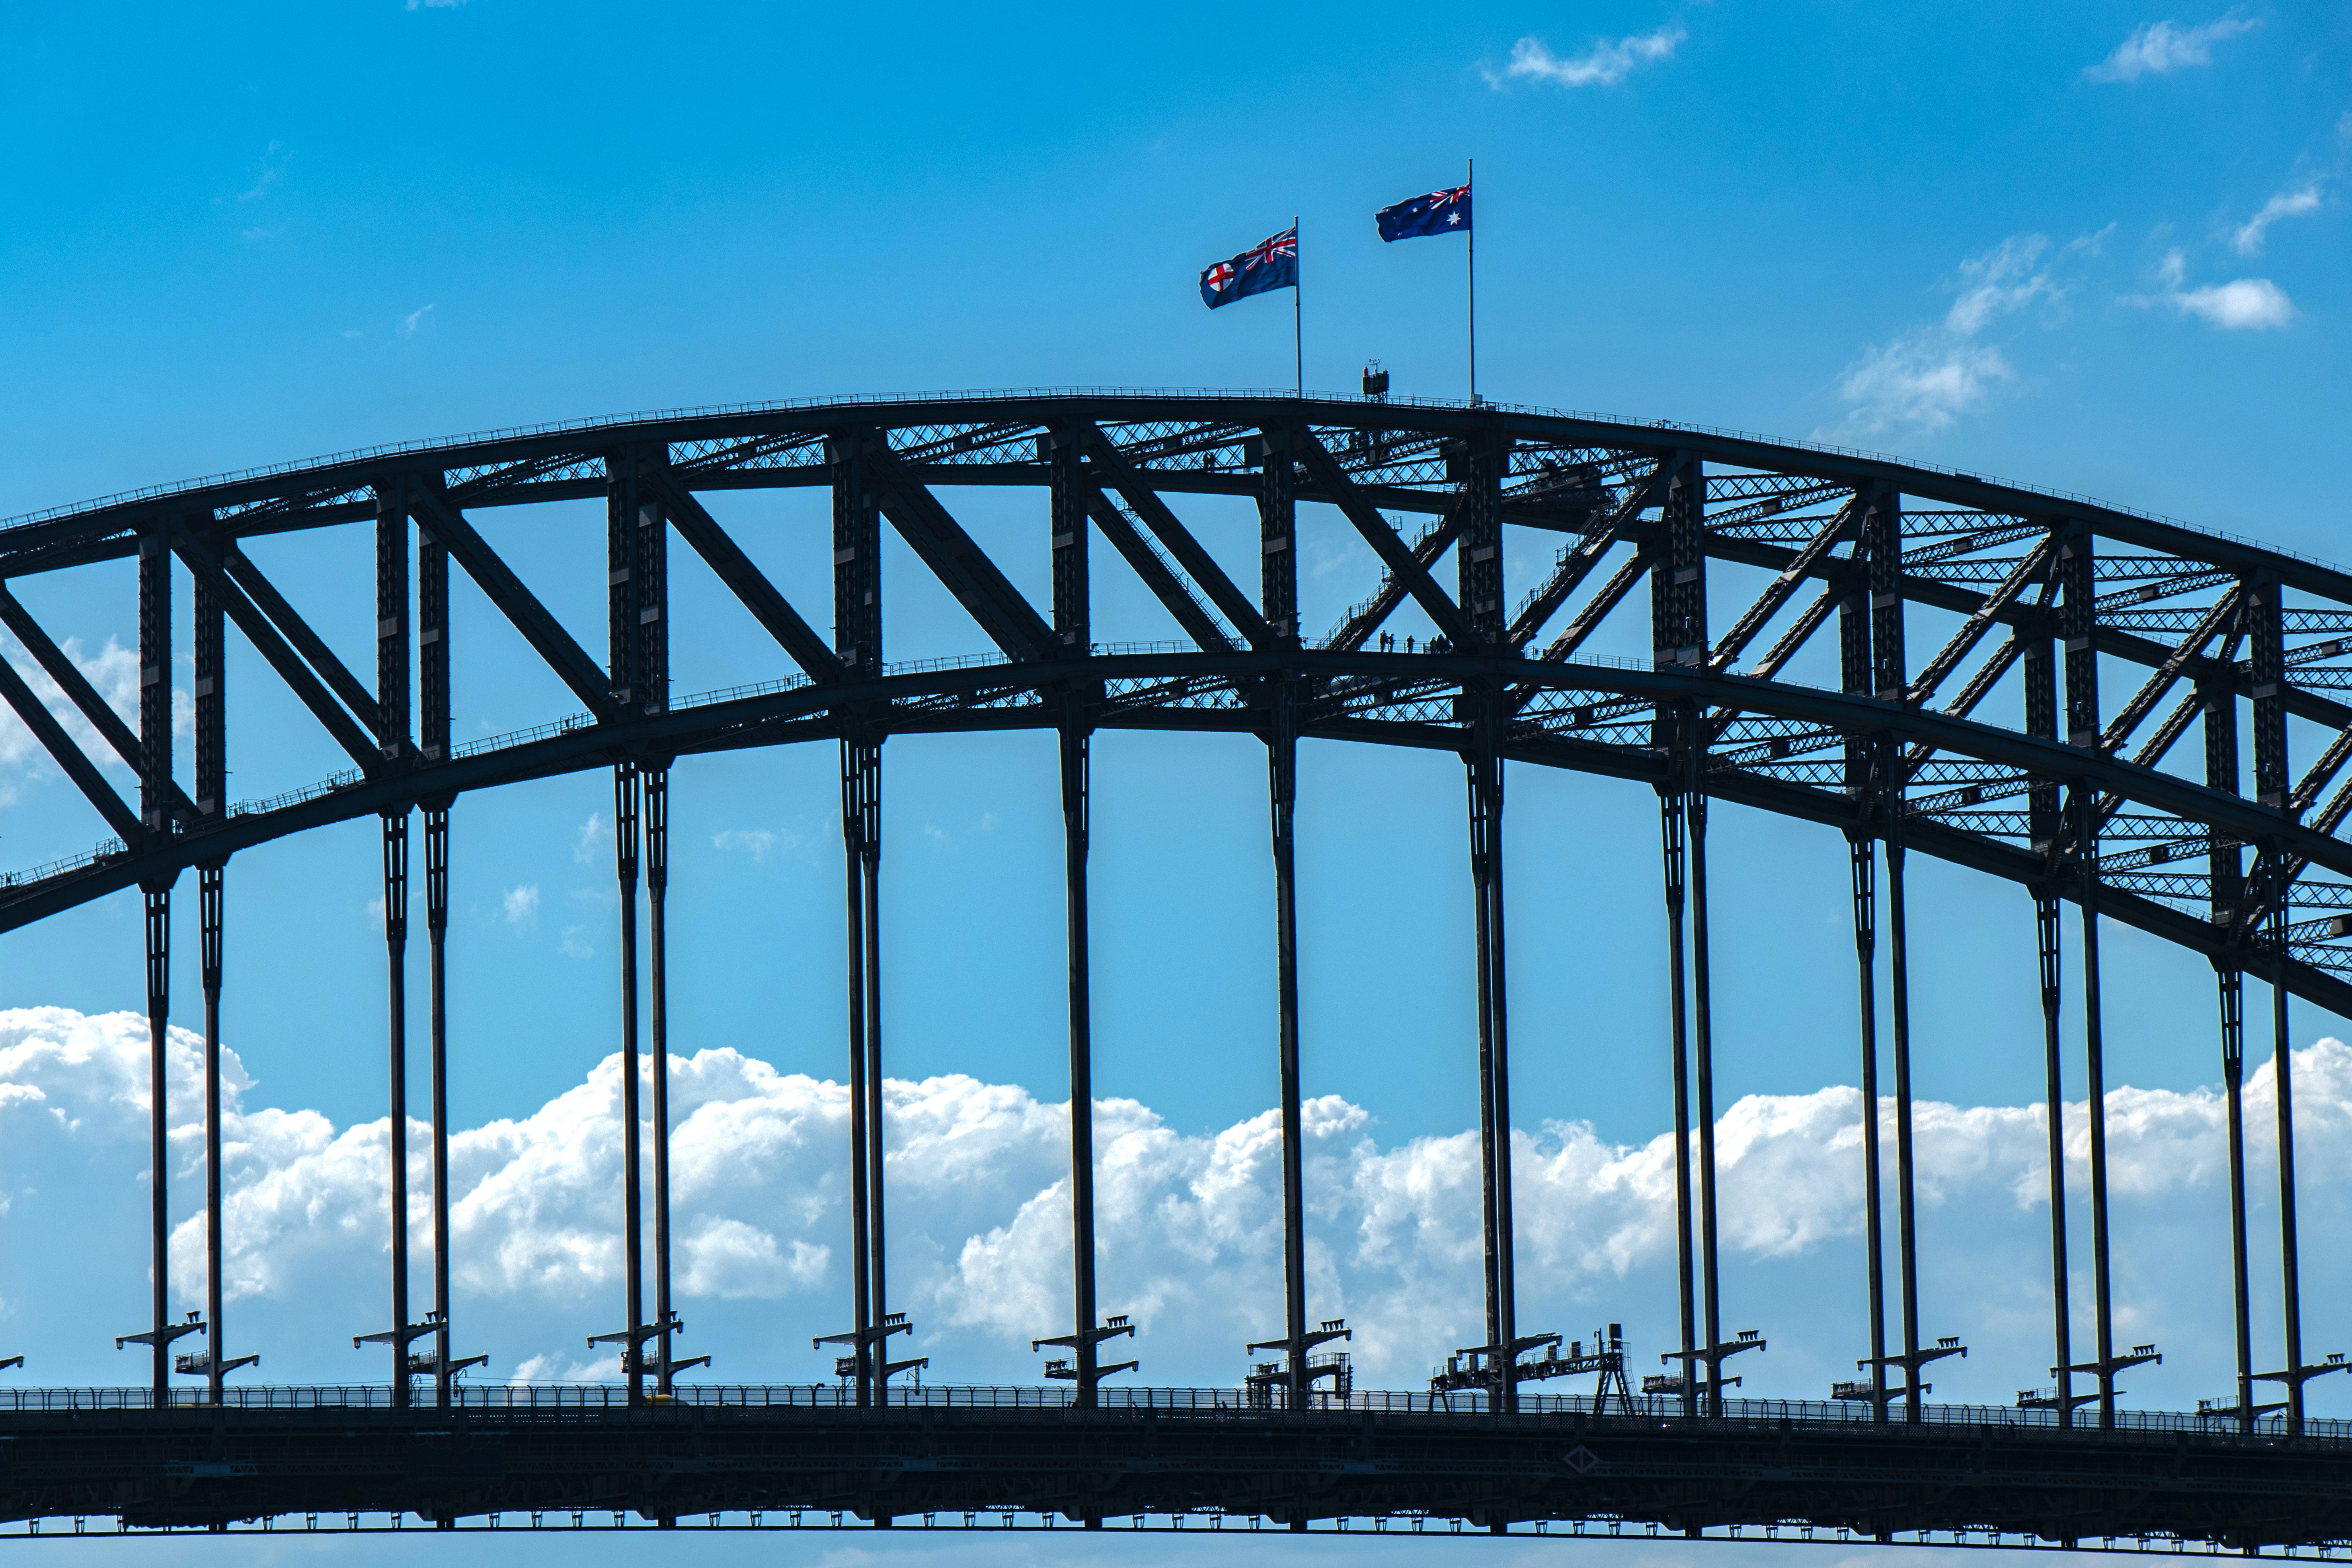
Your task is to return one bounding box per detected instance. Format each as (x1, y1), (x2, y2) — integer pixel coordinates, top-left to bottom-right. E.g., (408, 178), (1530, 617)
(1834, 233), (2076, 435)
(1490, 25), (1686, 90)
(0, 633), (154, 809)
(502, 884), (541, 928)
(400, 304), (436, 338)
(712, 828), (799, 864)
(1837, 339), (2013, 437)
(236, 140), (287, 203)
(2231, 183), (2324, 255)
(2124, 248), (2296, 330)
(2083, 15), (2260, 83)
(1943, 234), (2063, 335)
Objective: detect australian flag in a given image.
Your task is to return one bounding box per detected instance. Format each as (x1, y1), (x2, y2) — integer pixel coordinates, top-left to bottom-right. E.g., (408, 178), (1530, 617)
(1199, 226), (1298, 309)
(1376, 184), (1472, 242)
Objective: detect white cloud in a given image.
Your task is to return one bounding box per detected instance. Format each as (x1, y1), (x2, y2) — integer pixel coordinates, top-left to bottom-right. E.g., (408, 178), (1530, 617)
(573, 810), (610, 864)
(0, 632), (153, 813)
(1492, 25), (1686, 89)
(559, 924), (594, 960)
(1306, 530), (1373, 583)
(683, 1218), (829, 1299)
(2231, 183), (2324, 254)
(401, 304), (436, 338)
(713, 828), (798, 863)
(2067, 222), (2119, 259)
(2171, 277), (2296, 329)
(2125, 252), (2296, 330)
(1832, 233), (2066, 434)
(236, 140), (286, 203)
(10, 1004), (2352, 1400)
(2083, 15), (2260, 83)
(1837, 337), (2014, 434)
(502, 884), (541, 927)
(1825, 230), (2126, 435)
(1943, 234), (2060, 335)
(508, 1352), (618, 1384)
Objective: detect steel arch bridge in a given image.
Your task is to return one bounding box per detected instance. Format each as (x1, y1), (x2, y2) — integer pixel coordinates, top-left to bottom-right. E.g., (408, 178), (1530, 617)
(0, 388), (2348, 1545)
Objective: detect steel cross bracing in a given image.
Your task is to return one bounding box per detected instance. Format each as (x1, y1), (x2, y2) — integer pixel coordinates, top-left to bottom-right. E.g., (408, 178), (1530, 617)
(3, 390), (2351, 1531)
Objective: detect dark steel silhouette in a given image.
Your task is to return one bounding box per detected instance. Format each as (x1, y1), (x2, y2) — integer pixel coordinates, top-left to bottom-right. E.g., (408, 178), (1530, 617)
(3, 388), (2348, 1540)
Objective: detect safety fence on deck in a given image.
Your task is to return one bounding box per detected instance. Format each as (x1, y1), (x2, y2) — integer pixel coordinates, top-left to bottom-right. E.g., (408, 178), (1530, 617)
(0, 1382), (2344, 1442)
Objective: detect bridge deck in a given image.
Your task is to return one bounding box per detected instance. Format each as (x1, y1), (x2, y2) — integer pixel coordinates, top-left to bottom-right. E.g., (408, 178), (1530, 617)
(2, 1387), (2346, 1547)
(6, 1381), (2348, 1439)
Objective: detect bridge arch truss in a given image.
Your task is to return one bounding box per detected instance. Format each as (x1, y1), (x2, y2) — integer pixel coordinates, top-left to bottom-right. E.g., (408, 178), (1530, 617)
(0, 388), (2345, 1486)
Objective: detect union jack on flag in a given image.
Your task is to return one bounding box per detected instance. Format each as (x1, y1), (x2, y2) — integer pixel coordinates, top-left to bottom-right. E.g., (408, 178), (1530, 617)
(1199, 226), (1299, 310)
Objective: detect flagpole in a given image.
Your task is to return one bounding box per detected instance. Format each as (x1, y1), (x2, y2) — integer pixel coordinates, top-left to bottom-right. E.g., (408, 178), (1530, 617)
(1466, 160), (1477, 406)
(1292, 214), (1303, 398)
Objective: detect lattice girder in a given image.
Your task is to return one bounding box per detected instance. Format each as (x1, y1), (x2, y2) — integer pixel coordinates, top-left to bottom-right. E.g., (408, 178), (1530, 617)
(4, 390), (2350, 995)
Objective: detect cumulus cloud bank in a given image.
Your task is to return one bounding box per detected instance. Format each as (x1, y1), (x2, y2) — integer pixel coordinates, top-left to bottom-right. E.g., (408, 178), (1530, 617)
(4, 1006), (2350, 1400)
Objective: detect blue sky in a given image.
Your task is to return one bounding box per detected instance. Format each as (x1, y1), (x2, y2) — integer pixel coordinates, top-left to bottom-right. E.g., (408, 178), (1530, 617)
(1, 0), (2350, 1552)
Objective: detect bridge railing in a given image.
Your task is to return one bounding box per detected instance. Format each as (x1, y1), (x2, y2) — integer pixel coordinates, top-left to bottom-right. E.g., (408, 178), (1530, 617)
(2, 1383), (2345, 1441)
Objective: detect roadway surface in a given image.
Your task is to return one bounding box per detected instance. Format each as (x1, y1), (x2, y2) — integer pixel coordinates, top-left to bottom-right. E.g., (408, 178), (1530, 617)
(1, 1388), (2345, 1547)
